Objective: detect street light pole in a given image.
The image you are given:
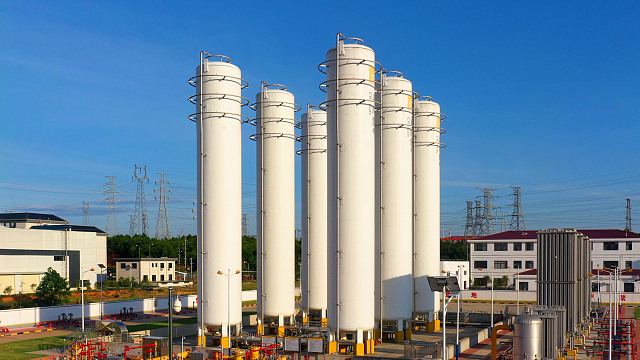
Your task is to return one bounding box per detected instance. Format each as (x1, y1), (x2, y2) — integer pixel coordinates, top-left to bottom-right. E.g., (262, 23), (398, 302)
(456, 265), (465, 360)
(218, 269), (241, 357)
(149, 243), (153, 257)
(490, 269), (494, 329)
(98, 264), (106, 320)
(81, 267), (95, 336)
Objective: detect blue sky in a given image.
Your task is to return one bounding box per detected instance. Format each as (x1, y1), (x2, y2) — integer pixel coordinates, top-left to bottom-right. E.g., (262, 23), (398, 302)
(1, 1), (638, 236)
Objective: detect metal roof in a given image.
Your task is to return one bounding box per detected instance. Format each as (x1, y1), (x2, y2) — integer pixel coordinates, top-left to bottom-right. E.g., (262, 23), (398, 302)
(0, 212), (67, 223)
(471, 229), (640, 241)
(114, 257), (178, 261)
(30, 224), (106, 234)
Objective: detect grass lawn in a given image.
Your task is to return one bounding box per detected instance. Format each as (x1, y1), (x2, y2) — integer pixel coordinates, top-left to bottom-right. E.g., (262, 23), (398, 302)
(127, 317), (198, 332)
(0, 335), (67, 360)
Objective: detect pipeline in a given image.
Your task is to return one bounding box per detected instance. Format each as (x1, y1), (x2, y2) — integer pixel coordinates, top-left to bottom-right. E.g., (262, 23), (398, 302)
(491, 325), (512, 360)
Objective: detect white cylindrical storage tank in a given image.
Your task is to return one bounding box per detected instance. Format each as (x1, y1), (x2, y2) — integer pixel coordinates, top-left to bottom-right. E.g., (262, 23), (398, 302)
(325, 36), (376, 336)
(513, 314), (543, 360)
(300, 107), (328, 318)
(255, 83), (297, 322)
(413, 97), (445, 319)
(190, 54), (245, 335)
(375, 72), (413, 330)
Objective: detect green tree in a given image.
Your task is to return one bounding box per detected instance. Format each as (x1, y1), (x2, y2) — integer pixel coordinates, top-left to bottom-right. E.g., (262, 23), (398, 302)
(440, 239), (468, 260)
(35, 267), (70, 306)
(3, 286), (12, 295)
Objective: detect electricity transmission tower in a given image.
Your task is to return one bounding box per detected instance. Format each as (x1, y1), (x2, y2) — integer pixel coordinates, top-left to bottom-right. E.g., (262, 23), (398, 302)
(155, 173), (172, 239)
(103, 176), (120, 234)
(82, 201), (90, 226)
(464, 201), (474, 237)
(242, 213), (249, 236)
(509, 186), (526, 231)
(477, 188), (497, 236)
(129, 215), (136, 236)
(625, 198), (632, 232)
(473, 200), (483, 236)
(132, 165), (149, 235)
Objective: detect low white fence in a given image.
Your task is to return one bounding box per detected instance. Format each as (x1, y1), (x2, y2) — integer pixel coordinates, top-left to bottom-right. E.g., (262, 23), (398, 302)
(460, 289), (640, 304)
(0, 294), (197, 328)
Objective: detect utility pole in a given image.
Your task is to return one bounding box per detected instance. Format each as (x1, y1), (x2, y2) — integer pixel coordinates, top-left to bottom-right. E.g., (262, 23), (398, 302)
(477, 188), (496, 236)
(242, 213), (249, 237)
(103, 176), (120, 234)
(509, 186), (526, 231)
(82, 201), (90, 226)
(473, 200), (483, 237)
(464, 201), (474, 237)
(155, 173), (172, 239)
(132, 165), (150, 235)
(625, 198), (632, 232)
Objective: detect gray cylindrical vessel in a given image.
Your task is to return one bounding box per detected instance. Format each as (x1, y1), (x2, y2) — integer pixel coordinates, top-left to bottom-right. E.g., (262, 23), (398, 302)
(513, 314), (543, 360)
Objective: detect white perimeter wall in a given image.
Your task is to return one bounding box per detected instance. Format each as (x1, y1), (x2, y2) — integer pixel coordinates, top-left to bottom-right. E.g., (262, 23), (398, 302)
(0, 289), (302, 327)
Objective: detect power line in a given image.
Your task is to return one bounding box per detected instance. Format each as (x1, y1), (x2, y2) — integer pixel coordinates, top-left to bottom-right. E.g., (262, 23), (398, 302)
(155, 173), (172, 239)
(132, 164), (149, 235)
(103, 176), (120, 234)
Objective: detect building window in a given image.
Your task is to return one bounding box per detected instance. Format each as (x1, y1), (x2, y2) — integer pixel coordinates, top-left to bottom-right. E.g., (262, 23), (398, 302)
(132, 263), (138, 269)
(626, 261), (632, 269)
(603, 242), (618, 250)
(474, 261), (488, 269)
(143, 275), (148, 281)
(525, 261), (534, 269)
(624, 283), (634, 292)
(474, 243), (487, 251)
(494, 243), (508, 251)
(494, 261), (508, 269)
(120, 263), (126, 269)
(513, 242), (522, 251)
(519, 282), (528, 291)
(161, 263), (165, 269)
(525, 243), (534, 251)
(169, 274), (173, 281)
(160, 275), (165, 281)
(54, 255), (65, 261)
(513, 261), (522, 269)
(592, 283), (598, 292)
(152, 275), (157, 281)
(474, 277), (488, 287)
(169, 263), (173, 269)
(603, 261), (618, 269)
(626, 241), (633, 250)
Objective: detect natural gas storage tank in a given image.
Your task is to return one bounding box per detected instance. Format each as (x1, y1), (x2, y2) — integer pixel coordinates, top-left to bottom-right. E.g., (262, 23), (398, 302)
(255, 84), (297, 323)
(375, 72), (414, 334)
(513, 313), (543, 360)
(325, 37), (376, 336)
(192, 55), (245, 332)
(413, 98), (444, 319)
(300, 107), (328, 318)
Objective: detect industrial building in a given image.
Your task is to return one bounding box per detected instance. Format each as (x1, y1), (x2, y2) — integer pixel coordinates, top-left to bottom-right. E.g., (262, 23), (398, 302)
(469, 229), (640, 288)
(114, 257), (178, 283)
(0, 212), (107, 294)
